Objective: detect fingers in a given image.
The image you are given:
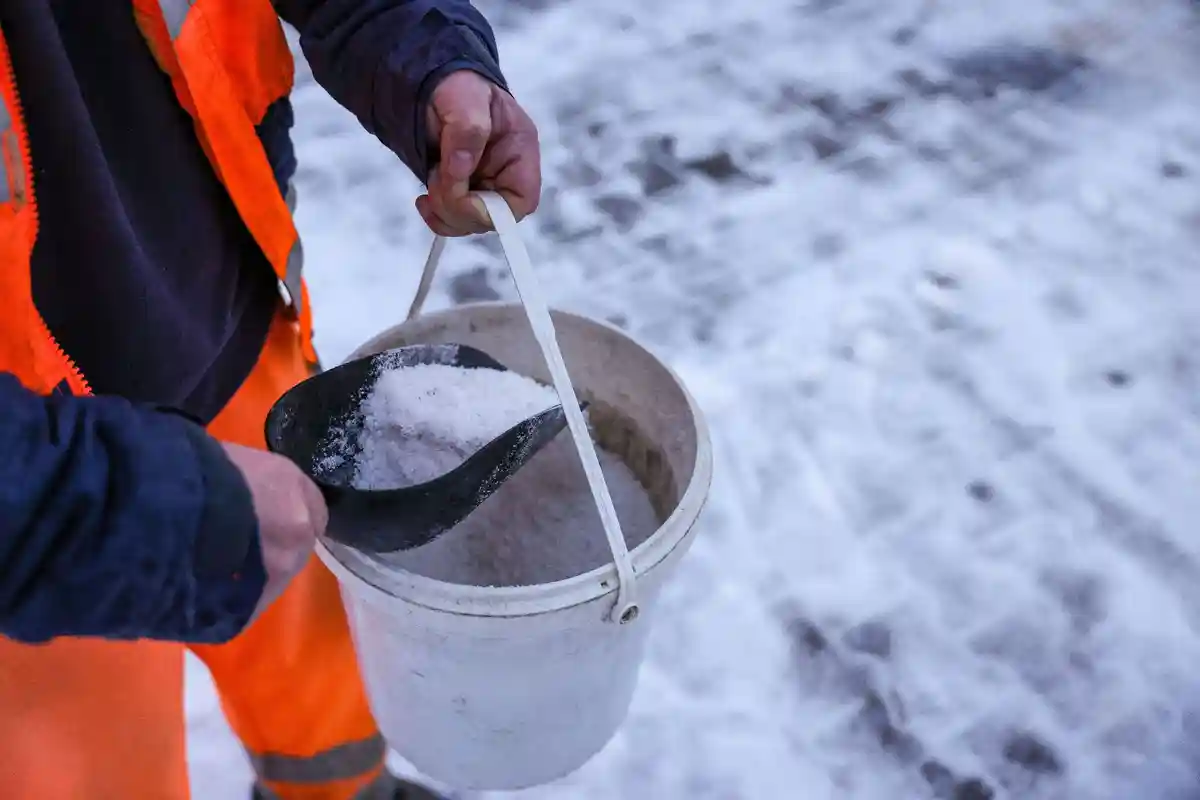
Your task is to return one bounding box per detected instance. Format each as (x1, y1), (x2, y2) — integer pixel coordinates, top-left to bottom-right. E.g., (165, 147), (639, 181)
(219, 443), (325, 627)
(298, 470), (329, 536)
(420, 71), (543, 237)
(498, 152), (542, 222)
(487, 93), (541, 221)
(416, 192), (477, 237)
(474, 126), (541, 223)
(420, 128), (540, 236)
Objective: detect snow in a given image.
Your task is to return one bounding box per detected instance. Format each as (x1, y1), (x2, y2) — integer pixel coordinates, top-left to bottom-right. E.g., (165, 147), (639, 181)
(187, 1), (1200, 798)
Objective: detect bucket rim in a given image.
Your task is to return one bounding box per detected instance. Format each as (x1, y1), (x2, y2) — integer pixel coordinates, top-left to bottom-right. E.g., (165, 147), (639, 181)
(315, 302), (714, 619)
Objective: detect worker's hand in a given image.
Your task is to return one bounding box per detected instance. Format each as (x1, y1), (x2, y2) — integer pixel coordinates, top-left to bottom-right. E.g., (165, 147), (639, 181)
(221, 443), (328, 619)
(418, 70), (541, 236)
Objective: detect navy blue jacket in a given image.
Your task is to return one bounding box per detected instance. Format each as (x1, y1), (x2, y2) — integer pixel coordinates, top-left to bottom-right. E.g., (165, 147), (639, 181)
(0, 0), (506, 645)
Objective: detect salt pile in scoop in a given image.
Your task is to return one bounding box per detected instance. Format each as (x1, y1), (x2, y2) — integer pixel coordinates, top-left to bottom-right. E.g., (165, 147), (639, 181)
(347, 362), (660, 586)
(350, 364), (560, 489)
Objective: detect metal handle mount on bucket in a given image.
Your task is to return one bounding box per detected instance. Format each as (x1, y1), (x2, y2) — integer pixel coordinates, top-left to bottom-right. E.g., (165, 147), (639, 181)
(405, 192), (640, 625)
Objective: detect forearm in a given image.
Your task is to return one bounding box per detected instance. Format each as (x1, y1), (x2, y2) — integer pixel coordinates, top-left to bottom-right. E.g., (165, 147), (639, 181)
(276, 0), (508, 182)
(0, 375), (264, 644)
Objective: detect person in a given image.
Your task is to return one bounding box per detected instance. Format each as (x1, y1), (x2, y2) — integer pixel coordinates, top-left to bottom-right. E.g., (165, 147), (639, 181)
(0, 1), (540, 798)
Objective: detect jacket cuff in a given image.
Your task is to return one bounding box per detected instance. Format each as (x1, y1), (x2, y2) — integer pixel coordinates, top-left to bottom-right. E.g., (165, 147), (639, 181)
(374, 13), (509, 184)
(179, 425), (256, 578)
(177, 424), (266, 642)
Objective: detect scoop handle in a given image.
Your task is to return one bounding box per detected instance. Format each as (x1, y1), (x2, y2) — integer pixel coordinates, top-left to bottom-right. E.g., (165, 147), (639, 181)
(405, 193), (640, 625)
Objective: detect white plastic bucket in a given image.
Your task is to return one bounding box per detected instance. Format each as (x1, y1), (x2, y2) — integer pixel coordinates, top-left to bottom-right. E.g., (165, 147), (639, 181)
(315, 193), (713, 790)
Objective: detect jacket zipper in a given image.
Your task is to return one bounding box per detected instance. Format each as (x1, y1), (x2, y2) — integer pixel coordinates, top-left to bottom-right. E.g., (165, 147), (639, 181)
(0, 42), (91, 396)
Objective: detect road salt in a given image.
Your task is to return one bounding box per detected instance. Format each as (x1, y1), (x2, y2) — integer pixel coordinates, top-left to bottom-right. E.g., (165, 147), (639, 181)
(350, 364), (560, 489)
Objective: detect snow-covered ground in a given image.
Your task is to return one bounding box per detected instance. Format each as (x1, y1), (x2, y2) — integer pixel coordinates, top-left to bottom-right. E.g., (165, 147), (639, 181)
(187, 1), (1200, 797)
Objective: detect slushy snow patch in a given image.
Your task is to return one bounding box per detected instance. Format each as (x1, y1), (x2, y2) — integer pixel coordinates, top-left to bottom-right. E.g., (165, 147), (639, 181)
(351, 363), (560, 489)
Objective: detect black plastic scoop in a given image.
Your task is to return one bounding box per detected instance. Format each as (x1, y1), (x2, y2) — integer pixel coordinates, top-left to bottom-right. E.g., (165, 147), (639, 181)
(264, 343), (581, 553)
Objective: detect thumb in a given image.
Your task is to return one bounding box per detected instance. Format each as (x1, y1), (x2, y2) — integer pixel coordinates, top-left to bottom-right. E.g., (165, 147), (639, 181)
(437, 102), (492, 197)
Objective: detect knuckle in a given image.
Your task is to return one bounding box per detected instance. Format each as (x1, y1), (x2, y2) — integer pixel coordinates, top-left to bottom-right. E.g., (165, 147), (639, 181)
(451, 118), (490, 143)
(463, 118), (488, 135)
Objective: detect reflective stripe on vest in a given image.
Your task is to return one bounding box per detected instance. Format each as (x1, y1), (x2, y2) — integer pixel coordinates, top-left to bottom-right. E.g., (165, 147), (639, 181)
(0, 78), (29, 211)
(281, 180), (305, 313)
(0, 84), (18, 205)
(158, 0), (193, 38)
(249, 733), (387, 790)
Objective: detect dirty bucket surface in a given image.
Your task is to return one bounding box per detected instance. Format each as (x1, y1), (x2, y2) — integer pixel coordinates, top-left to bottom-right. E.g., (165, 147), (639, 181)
(364, 428), (659, 588)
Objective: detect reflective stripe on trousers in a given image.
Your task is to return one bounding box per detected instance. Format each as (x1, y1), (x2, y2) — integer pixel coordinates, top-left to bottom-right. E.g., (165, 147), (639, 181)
(255, 772), (396, 800)
(255, 773), (395, 800)
(250, 733), (389, 798)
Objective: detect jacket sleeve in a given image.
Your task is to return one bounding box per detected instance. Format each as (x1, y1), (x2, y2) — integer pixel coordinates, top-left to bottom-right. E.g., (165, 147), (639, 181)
(275, 0), (509, 183)
(0, 374), (266, 644)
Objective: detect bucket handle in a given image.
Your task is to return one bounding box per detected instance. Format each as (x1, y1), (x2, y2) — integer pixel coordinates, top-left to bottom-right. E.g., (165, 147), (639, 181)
(405, 192), (640, 625)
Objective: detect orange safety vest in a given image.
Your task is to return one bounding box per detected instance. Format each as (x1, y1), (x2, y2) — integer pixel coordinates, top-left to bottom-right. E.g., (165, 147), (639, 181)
(0, 0), (316, 400)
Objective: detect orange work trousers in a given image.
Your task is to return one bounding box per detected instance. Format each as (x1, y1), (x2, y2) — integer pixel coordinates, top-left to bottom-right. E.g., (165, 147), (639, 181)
(0, 311), (384, 799)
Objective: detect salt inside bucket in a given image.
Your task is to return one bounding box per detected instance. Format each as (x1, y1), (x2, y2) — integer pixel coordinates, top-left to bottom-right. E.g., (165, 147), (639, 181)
(315, 193), (713, 790)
